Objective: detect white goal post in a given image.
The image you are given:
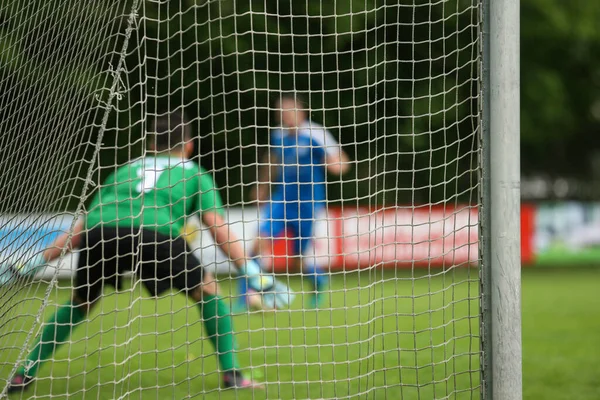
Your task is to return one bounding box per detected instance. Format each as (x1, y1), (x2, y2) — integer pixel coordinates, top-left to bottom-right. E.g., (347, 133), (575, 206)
(0, 0), (520, 398)
(481, 0), (522, 398)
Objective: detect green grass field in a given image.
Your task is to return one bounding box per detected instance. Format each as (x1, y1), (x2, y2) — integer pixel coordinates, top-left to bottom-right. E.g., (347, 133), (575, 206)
(0, 267), (598, 399)
(521, 267), (600, 400)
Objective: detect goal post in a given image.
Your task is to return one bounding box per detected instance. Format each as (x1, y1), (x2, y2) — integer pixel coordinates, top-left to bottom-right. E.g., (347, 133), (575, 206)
(481, 0), (522, 398)
(0, 0), (522, 398)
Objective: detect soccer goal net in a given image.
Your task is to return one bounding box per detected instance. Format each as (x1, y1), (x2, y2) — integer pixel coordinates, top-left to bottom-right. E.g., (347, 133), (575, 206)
(0, 0), (497, 398)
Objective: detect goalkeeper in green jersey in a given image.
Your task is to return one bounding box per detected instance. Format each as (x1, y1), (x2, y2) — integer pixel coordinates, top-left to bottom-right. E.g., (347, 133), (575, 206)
(7, 111), (291, 393)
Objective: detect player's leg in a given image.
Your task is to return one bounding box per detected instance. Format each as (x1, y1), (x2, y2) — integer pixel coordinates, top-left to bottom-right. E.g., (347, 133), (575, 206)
(298, 215), (329, 309)
(188, 276), (262, 389)
(8, 228), (113, 392)
(8, 292), (91, 392)
(149, 231), (261, 389)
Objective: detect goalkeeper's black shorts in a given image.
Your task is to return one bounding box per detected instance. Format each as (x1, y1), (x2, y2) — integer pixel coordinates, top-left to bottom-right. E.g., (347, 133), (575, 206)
(76, 227), (203, 303)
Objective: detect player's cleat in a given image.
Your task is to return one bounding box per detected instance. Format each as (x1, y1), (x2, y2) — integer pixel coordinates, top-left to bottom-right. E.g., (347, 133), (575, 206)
(307, 292), (326, 309)
(7, 374), (34, 393)
(307, 283), (329, 309)
(222, 370), (264, 389)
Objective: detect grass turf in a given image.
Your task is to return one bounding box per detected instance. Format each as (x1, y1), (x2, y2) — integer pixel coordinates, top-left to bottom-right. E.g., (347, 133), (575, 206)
(0, 267), (598, 399)
(521, 267), (600, 400)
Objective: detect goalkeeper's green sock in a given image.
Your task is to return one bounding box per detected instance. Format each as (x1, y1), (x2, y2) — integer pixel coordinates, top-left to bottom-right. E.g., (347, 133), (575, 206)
(18, 301), (86, 378)
(200, 294), (240, 372)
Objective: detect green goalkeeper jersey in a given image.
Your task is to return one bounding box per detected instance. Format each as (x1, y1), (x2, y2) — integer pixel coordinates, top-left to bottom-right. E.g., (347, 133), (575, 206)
(86, 155), (223, 237)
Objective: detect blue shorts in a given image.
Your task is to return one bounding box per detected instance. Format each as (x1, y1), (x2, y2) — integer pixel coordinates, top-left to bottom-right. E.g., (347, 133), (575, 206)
(258, 202), (320, 255)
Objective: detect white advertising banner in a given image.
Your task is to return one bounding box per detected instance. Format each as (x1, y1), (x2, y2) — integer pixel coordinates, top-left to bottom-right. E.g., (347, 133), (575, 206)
(0, 205), (479, 282)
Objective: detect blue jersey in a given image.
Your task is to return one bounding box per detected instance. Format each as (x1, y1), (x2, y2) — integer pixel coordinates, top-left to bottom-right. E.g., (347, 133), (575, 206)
(269, 122), (340, 207)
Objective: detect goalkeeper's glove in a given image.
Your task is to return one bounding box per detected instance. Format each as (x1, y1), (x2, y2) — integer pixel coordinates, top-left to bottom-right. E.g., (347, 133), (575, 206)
(0, 253), (46, 287)
(240, 259), (274, 291)
(240, 260), (295, 309)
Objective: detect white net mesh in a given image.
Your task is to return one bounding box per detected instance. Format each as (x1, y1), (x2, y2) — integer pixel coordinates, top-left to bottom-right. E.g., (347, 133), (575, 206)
(1, 0), (482, 398)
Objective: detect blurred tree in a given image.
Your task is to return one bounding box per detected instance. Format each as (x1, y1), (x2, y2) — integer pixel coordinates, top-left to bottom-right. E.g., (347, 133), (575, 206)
(521, 0), (600, 177)
(126, 0), (480, 205)
(2, 0), (598, 212)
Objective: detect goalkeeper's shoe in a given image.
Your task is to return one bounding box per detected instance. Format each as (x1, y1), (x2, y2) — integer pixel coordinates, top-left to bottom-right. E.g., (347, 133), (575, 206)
(7, 374), (34, 393)
(222, 370), (263, 389)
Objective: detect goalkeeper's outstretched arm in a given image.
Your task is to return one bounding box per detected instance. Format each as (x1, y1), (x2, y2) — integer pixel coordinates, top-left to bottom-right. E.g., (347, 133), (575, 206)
(202, 211), (294, 308)
(0, 219), (84, 285)
(202, 211), (246, 270)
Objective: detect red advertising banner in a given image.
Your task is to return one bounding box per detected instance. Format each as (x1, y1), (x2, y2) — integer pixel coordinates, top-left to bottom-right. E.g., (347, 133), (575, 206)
(269, 205), (481, 271)
(267, 204), (538, 271)
(520, 204), (535, 265)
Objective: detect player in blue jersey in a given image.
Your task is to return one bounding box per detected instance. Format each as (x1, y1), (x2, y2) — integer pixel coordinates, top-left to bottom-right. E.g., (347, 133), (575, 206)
(238, 94), (350, 309)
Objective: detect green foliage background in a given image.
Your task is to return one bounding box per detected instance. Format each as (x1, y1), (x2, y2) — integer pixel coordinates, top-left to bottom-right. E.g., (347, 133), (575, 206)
(520, 0), (600, 176)
(1, 1), (599, 211)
